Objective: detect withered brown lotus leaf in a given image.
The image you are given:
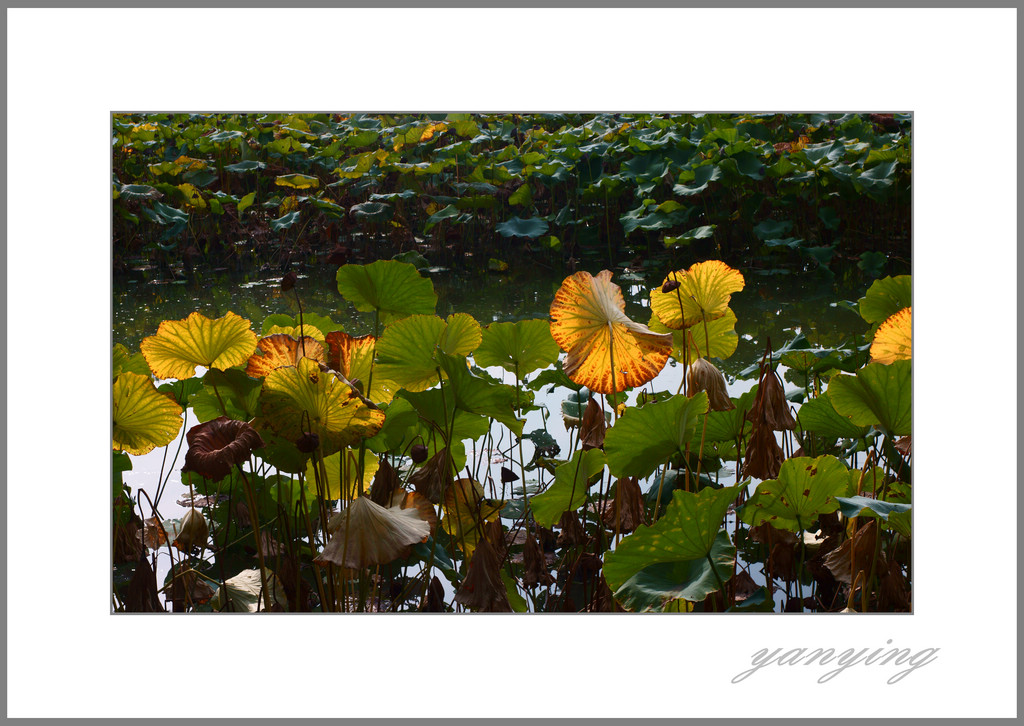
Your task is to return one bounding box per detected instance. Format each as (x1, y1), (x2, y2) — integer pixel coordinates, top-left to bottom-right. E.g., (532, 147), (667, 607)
(369, 457), (401, 506)
(579, 396), (607, 451)
(742, 424), (784, 480)
(894, 436), (912, 457)
(522, 527), (556, 588)
(409, 447), (452, 504)
(314, 496), (432, 570)
(168, 567), (215, 611)
(746, 369), (795, 431)
(182, 417), (266, 481)
(824, 520), (884, 585)
(878, 555), (910, 612)
(453, 537), (512, 612)
(600, 476), (647, 533)
(423, 575), (447, 612)
(586, 576), (620, 612)
(732, 570), (759, 602)
(400, 491), (438, 537)
(557, 511), (587, 548)
(687, 358), (734, 412)
(245, 334), (324, 379)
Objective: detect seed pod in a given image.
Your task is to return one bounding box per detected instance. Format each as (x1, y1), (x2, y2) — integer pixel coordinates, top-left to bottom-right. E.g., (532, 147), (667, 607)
(661, 279), (681, 294)
(687, 357), (735, 412)
(296, 431), (320, 453)
(410, 444), (429, 464)
(281, 271), (297, 292)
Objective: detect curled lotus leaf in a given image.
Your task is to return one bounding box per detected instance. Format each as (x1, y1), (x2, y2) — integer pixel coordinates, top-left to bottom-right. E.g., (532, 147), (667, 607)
(245, 334), (325, 379)
(650, 260), (745, 330)
(324, 331), (396, 403)
(141, 311), (258, 380)
(549, 270), (672, 394)
(182, 417), (266, 481)
(259, 358), (385, 455)
(870, 307), (911, 364)
(112, 372), (184, 455)
(314, 496), (432, 569)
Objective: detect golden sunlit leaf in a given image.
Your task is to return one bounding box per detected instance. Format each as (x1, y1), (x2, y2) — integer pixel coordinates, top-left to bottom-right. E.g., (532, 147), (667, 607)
(650, 260), (745, 329)
(113, 372), (184, 455)
(141, 312), (258, 380)
(549, 270), (671, 394)
(870, 307), (911, 364)
(648, 307), (739, 362)
(177, 183), (206, 209)
(245, 334), (325, 379)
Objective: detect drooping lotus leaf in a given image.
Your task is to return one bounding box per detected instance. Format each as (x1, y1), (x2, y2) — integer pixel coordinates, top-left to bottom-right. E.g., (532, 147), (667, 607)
(265, 324), (325, 344)
(530, 448), (607, 529)
(245, 334), (325, 379)
(603, 485), (741, 596)
(795, 394), (870, 439)
(141, 311), (257, 380)
(324, 331), (395, 403)
(335, 260), (437, 325)
(870, 307), (911, 364)
(828, 359), (911, 437)
(305, 449), (380, 501)
(258, 358), (385, 456)
(740, 455), (850, 532)
(112, 372), (184, 455)
(604, 392), (709, 480)
(473, 319), (561, 377)
(648, 307), (739, 362)
(858, 275), (911, 329)
(549, 270), (672, 394)
(611, 531), (735, 611)
(835, 494), (911, 535)
(212, 568), (287, 613)
(316, 496), (433, 569)
(441, 478), (505, 558)
(375, 313), (481, 392)
(650, 260), (745, 330)
(181, 417), (266, 482)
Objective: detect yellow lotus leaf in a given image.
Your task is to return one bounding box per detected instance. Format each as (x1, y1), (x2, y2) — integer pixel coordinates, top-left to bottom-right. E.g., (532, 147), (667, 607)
(549, 270), (672, 394)
(441, 478), (504, 558)
(265, 324), (325, 344)
(324, 331), (395, 403)
(259, 358), (385, 455)
(650, 260), (745, 329)
(245, 334), (325, 379)
(113, 372), (183, 455)
(141, 312), (258, 380)
(870, 307), (912, 364)
(648, 307), (739, 362)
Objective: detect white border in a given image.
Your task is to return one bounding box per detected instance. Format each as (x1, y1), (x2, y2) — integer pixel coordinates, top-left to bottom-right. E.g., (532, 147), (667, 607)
(7, 7), (1017, 719)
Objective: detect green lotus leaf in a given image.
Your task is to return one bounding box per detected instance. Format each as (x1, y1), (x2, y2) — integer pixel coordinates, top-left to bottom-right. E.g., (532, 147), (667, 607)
(858, 275), (912, 329)
(375, 313), (480, 392)
(113, 372), (184, 455)
(700, 387), (758, 442)
(828, 359), (911, 437)
(191, 368), (262, 422)
(113, 344), (150, 380)
(740, 455), (850, 532)
(435, 350), (523, 435)
(648, 307), (738, 362)
(603, 485), (741, 594)
(258, 358), (385, 456)
(274, 173), (319, 190)
(836, 494), (911, 524)
(604, 392), (709, 480)
(530, 449), (607, 529)
(473, 319), (560, 377)
(270, 211), (301, 232)
(349, 201), (393, 222)
(795, 394), (871, 439)
(364, 397), (421, 454)
(140, 311), (258, 380)
(664, 224), (716, 248)
(335, 260), (437, 325)
(612, 530), (735, 611)
(495, 215), (548, 239)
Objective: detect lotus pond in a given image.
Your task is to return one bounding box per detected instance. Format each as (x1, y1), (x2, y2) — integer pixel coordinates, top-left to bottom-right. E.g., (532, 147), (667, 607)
(112, 113), (911, 613)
